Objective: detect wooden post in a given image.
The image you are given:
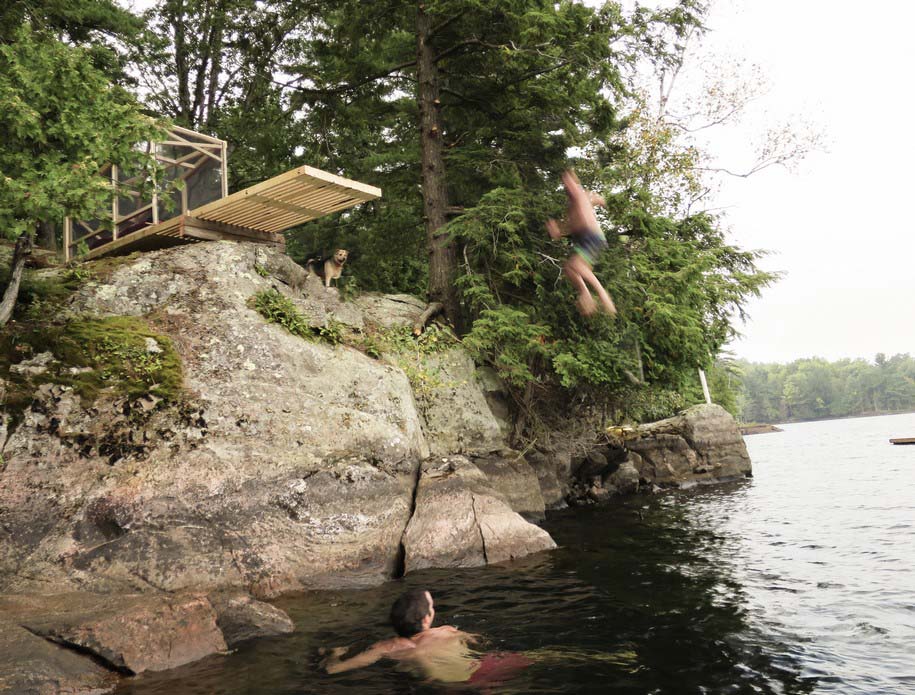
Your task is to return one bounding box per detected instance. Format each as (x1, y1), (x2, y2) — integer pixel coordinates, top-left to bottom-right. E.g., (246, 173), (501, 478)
(63, 218), (72, 262)
(698, 368), (712, 404)
(221, 139), (228, 198)
(112, 165), (119, 240)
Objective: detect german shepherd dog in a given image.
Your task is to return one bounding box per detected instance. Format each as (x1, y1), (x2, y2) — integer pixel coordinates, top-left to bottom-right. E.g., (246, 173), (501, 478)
(305, 249), (348, 288)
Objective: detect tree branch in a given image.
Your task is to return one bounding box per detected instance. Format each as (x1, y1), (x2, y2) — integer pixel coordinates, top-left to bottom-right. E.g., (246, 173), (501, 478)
(0, 232), (34, 328)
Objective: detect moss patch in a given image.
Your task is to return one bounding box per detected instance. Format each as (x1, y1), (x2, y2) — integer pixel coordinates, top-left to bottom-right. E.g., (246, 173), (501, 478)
(248, 289), (346, 346)
(360, 324), (460, 395)
(1, 316), (184, 421)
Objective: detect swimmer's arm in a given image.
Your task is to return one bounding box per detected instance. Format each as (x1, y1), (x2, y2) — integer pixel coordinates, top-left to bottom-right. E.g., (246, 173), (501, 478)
(322, 639), (412, 674)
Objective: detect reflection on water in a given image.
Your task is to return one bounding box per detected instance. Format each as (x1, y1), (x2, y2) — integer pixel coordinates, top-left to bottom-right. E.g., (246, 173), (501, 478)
(117, 413), (915, 695)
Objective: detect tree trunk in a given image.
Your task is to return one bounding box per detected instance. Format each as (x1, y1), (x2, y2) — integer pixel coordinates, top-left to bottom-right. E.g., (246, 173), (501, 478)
(0, 232), (33, 327)
(416, 3), (462, 331)
(172, 0), (192, 126)
(36, 220), (56, 252)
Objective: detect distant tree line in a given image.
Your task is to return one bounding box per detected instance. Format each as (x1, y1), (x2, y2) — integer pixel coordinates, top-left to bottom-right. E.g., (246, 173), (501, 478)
(732, 354), (915, 423)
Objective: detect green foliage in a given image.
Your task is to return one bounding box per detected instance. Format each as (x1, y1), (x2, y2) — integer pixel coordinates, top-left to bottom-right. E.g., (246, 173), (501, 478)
(69, 318), (182, 399)
(5, 0), (778, 436)
(249, 289), (314, 341)
(449, 181), (772, 424)
(736, 354), (915, 423)
(0, 25), (167, 241)
(316, 316), (346, 346)
(616, 385), (689, 424)
(364, 323), (460, 393)
(391, 324), (455, 354)
(249, 289), (347, 347)
(266, 0), (770, 427)
(336, 274), (360, 302)
(373, 323), (459, 398)
(462, 306), (549, 388)
(253, 264), (270, 278)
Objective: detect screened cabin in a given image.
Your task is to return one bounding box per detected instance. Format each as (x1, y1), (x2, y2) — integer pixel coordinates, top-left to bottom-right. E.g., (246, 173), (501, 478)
(64, 125), (381, 261)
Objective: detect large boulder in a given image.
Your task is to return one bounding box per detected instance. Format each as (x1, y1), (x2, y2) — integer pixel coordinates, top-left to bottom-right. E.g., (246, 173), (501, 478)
(561, 404), (752, 505)
(0, 592), (227, 674)
(0, 618), (115, 694)
(625, 403), (752, 485)
(402, 456), (555, 572)
(1, 241), (429, 597)
(0, 241), (556, 682)
(0, 588), (293, 680)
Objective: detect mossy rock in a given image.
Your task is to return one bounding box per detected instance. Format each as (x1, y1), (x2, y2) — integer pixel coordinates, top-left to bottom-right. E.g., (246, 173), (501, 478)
(1, 315), (184, 422)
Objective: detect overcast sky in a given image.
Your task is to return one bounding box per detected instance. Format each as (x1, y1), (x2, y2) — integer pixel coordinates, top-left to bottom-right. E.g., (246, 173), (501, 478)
(693, 0), (915, 364)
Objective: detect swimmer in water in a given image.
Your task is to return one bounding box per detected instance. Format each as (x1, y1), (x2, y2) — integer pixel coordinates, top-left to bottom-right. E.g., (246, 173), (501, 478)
(320, 588), (532, 685)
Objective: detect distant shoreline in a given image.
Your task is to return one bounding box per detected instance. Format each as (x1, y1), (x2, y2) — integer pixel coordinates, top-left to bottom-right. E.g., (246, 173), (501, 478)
(740, 409), (915, 433)
(739, 423), (783, 436)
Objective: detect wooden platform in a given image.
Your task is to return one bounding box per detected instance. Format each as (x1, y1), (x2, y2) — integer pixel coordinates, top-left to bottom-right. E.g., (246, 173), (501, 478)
(79, 165), (382, 261)
(889, 438), (915, 445)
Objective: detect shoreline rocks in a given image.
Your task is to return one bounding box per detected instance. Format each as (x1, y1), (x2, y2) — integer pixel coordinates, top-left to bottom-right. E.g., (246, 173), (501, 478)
(560, 404), (753, 505)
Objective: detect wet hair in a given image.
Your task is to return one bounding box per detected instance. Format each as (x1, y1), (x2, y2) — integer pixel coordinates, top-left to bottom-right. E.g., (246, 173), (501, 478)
(389, 589), (431, 637)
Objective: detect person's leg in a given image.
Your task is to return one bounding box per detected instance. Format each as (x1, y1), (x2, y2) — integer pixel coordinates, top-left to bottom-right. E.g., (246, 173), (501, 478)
(568, 254), (616, 316)
(564, 258), (597, 315)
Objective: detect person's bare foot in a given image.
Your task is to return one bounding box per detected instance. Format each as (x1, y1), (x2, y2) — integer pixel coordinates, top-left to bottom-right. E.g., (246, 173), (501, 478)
(600, 298), (617, 317)
(577, 294), (598, 316)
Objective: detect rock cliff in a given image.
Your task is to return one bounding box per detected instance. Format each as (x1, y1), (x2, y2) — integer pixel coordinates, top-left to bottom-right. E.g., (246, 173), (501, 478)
(0, 241), (751, 691)
(0, 241), (553, 692)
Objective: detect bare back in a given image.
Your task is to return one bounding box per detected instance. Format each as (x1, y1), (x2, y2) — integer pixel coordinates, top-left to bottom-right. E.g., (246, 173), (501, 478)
(392, 626), (480, 682)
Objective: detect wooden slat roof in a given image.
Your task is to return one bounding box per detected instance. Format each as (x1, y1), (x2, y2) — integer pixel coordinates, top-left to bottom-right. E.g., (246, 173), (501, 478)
(189, 165), (381, 233)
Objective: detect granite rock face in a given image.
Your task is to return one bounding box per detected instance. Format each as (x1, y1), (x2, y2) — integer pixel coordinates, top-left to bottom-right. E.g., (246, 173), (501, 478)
(0, 241), (554, 682)
(626, 403), (752, 484)
(411, 349), (505, 457)
(0, 617), (116, 694)
(402, 456), (555, 573)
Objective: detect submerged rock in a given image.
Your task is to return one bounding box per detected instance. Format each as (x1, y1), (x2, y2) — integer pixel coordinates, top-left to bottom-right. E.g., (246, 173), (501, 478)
(0, 591), (227, 674)
(208, 590), (295, 648)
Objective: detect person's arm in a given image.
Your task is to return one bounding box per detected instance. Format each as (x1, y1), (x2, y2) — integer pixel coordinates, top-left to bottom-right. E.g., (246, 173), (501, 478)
(321, 639), (412, 674)
(546, 218), (568, 239)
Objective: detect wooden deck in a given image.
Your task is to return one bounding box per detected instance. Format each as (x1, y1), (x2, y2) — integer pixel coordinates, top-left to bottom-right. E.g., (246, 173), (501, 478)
(75, 165), (382, 261)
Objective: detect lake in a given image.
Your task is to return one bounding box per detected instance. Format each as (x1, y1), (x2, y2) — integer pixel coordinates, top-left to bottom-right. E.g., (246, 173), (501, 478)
(117, 412), (915, 694)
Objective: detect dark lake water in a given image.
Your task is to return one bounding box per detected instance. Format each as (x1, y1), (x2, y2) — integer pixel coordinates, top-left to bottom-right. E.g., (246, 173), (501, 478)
(117, 413), (915, 694)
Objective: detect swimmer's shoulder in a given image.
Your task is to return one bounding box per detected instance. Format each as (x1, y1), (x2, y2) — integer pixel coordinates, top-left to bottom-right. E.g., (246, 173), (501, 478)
(378, 636), (417, 655)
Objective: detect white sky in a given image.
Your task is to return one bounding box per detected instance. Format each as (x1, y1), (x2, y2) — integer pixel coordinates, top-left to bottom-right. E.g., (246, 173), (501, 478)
(696, 0), (915, 364)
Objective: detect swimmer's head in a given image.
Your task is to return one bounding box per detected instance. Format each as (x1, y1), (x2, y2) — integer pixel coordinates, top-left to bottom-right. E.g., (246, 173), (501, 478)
(390, 589), (434, 637)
